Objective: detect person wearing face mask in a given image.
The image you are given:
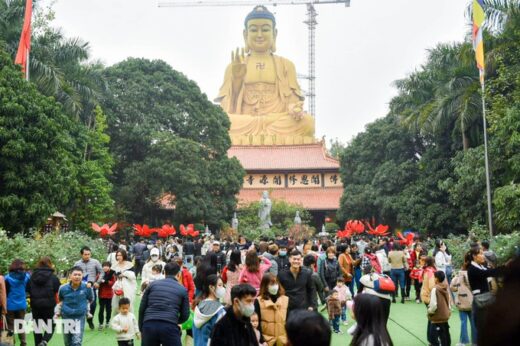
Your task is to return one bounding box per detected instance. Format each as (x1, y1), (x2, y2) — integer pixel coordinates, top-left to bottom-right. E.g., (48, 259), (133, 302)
(142, 248), (166, 284)
(255, 273), (289, 346)
(275, 242), (290, 272)
(210, 284), (259, 346)
(193, 274), (227, 346)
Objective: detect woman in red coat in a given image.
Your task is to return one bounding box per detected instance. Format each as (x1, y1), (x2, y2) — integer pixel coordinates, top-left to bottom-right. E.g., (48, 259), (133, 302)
(175, 257), (195, 303)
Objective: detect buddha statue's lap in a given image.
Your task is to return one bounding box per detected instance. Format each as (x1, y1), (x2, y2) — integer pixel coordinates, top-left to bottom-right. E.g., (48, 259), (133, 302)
(215, 5), (316, 145)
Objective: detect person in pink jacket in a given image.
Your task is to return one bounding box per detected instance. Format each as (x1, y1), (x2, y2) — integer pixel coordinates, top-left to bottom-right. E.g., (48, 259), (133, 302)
(239, 250), (272, 294)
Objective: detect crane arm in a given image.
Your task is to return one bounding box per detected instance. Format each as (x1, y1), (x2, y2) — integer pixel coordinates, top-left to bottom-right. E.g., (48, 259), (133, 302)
(159, 0), (350, 8)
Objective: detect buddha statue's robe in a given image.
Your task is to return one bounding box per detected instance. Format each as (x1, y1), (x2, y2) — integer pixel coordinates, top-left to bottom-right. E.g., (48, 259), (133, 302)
(215, 55), (315, 145)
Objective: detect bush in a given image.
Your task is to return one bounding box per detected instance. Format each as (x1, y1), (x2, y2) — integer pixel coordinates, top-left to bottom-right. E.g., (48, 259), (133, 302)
(0, 229), (106, 275)
(325, 223), (340, 233)
(442, 227), (520, 269)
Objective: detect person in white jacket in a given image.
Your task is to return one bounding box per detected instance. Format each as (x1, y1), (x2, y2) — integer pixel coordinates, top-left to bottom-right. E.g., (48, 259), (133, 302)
(111, 297), (140, 345)
(111, 250), (137, 313)
(141, 248), (166, 283)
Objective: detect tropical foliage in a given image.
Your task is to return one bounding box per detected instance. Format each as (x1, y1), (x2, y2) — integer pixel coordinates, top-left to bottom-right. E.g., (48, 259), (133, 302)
(0, 1), (244, 233)
(338, 0), (520, 235)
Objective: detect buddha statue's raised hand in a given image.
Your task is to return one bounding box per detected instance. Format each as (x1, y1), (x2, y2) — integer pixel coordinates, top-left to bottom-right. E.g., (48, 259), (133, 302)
(231, 48), (247, 80)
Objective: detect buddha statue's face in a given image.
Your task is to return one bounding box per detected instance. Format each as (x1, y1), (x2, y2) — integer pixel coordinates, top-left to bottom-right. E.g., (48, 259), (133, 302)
(244, 18), (276, 53)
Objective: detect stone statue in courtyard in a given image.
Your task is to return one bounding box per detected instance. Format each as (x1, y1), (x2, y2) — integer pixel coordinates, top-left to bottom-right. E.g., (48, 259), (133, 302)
(231, 212), (239, 230)
(215, 5), (315, 145)
(258, 190), (272, 229)
(294, 211), (301, 225)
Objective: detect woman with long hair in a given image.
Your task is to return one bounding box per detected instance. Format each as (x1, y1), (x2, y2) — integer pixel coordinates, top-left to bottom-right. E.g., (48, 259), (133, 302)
(28, 257), (61, 346)
(4, 259), (30, 346)
(409, 243), (426, 303)
(466, 246), (502, 341)
(256, 272), (289, 346)
(450, 258), (476, 346)
(239, 250), (272, 294)
(192, 274), (226, 346)
(420, 256), (437, 345)
(350, 294), (393, 346)
(222, 249), (243, 305)
(111, 249), (137, 313)
(194, 253), (218, 297)
(434, 240), (453, 285)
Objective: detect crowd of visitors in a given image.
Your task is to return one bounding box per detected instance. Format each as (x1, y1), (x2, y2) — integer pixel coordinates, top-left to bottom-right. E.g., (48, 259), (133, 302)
(0, 231), (518, 346)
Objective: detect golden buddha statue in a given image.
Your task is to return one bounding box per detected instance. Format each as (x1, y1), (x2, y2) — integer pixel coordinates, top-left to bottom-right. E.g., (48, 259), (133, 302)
(215, 5), (315, 145)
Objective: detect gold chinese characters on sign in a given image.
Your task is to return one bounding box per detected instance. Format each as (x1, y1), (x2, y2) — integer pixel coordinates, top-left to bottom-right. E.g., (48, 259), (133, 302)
(243, 173), (342, 189)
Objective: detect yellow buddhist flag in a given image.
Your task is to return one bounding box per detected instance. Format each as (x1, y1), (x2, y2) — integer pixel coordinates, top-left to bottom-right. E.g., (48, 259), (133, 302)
(472, 0), (485, 83)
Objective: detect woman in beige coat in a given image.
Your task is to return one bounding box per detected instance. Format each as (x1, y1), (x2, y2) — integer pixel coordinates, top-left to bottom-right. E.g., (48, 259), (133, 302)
(256, 273), (289, 346)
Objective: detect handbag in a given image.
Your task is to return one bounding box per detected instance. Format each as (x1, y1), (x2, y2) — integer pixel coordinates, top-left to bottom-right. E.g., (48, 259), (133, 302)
(473, 291), (495, 308)
(113, 279), (124, 296)
(1, 315), (14, 346)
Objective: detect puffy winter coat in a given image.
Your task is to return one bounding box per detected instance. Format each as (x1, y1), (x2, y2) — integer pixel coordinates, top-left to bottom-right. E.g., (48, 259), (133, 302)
(420, 267), (437, 304)
(258, 295), (288, 346)
(193, 299), (226, 346)
(5, 271), (30, 311)
(28, 267), (60, 309)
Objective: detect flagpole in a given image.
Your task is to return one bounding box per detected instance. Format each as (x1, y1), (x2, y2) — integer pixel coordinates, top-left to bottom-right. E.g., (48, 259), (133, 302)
(480, 76), (493, 238)
(25, 48), (30, 81)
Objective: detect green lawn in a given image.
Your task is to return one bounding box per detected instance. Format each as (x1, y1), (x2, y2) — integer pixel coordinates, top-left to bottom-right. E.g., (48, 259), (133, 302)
(23, 295), (462, 346)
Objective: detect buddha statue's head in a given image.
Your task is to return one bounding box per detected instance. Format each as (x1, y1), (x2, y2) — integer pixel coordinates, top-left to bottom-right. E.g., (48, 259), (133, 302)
(244, 5), (277, 54)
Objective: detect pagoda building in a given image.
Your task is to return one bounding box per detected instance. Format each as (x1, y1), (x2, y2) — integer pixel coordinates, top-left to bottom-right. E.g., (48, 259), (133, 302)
(228, 141), (342, 225)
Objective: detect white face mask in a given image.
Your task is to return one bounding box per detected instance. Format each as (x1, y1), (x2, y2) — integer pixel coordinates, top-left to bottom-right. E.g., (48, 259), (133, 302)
(268, 284), (279, 295)
(238, 300), (255, 317)
(215, 286), (226, 299)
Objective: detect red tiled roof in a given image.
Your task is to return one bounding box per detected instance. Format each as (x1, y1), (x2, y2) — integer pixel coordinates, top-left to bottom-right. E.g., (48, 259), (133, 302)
(228, 143), (340, 171)
(238, 187), (343, 210)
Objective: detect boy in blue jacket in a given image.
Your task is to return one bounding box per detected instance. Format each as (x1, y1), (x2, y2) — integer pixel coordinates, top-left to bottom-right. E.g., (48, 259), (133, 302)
(58, 266), (93, 346)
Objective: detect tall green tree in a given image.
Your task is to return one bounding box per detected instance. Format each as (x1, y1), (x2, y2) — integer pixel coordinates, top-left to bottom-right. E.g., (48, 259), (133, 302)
(337, 115), (420, 227)
(102, 58), (244, 225)
(69, 106), (114, 231)
(0, 47), (77, 233)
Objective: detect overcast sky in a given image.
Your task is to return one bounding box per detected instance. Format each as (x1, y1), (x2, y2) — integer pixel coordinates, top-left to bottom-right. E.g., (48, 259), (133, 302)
(46, 0), (470, 144)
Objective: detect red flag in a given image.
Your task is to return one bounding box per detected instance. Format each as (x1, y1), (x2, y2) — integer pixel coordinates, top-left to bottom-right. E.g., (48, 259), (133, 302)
(14, 0), (33, 74)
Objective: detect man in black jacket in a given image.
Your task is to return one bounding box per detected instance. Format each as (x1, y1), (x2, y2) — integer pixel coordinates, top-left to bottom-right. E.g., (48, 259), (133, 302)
(207, 241), (227, 273)
(210, 284), (259, 346)
(277, 249), (317, 313)
(139, 262), (190, 346)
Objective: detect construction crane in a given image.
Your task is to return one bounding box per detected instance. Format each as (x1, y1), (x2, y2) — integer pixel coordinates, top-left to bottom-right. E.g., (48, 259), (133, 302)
(158, 0), (351, 118)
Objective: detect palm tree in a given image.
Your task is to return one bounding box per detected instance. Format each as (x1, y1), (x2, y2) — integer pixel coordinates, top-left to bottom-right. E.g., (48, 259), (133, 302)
(391, 43), (483, 150)
(0, 0), (105, 120)
(467, 0), (520, 34)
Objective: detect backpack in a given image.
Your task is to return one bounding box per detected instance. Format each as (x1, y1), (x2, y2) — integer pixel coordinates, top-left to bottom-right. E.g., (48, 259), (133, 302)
(373, 274), (396, 294)
(324, 259), (339, 281)
(451, 272), (473, 311)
